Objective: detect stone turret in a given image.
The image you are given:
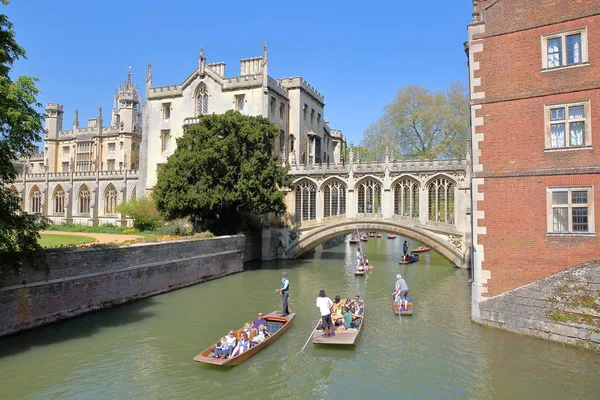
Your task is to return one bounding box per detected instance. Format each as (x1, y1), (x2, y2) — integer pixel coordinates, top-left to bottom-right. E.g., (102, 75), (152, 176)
(117, 68), (141, 133)
(73, 109), (79, 130)
(44, 103), (64, 140)
(199, 47), (206, 75)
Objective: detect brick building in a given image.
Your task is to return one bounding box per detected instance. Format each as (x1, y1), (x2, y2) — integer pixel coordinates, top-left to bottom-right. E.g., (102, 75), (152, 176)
(467, 0), (600, 317)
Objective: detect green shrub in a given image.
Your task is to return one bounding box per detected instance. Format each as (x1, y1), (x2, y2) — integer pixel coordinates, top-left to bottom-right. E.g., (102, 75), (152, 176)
(155, 219), (192, 236)
(116, 197), (162, 231)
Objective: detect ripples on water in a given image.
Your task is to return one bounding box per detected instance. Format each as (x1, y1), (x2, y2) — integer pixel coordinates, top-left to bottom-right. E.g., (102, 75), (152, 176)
(0, 237), (599, 399)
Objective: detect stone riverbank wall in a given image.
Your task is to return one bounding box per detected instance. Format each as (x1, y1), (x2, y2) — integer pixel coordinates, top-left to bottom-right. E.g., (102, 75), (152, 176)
(474, 260), (600, 351)
(0, 235), (245, 338)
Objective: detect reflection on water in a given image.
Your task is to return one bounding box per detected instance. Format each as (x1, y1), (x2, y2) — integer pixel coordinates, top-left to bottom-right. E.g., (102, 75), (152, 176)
(0, 236), (599, 399)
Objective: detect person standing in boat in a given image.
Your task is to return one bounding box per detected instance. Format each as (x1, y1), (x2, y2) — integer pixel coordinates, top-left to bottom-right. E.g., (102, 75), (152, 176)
(394, 274), (409, 309)
(316, 290), (334, 337)
(403, 240), (408, 257)
(276, 272), (290, 317)
(356, 249), (362, 267)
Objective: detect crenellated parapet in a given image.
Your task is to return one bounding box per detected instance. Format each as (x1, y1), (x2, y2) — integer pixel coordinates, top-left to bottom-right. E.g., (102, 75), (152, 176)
(278, 77), (325, 105)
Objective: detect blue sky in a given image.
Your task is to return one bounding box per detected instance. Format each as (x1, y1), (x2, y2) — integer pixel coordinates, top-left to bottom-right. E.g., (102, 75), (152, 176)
(6, 0), (472, 146)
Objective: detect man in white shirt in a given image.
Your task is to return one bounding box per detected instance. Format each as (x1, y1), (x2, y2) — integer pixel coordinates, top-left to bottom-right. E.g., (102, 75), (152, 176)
(316, 289), (334, 337)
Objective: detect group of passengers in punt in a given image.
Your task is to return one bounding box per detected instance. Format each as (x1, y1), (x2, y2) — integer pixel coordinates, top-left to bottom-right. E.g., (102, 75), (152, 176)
(317, 294), (364, 334)
(212, 312), (271, 359)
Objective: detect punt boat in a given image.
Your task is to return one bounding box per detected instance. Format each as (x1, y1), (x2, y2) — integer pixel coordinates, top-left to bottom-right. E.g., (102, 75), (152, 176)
(193, 311), (295, 367)
(412, 246), (430, 253)
(387, 234), (397, 239)
(312, 302), (365, 345)
(399, 253), (420, 265)
(393, 292), (414, 315)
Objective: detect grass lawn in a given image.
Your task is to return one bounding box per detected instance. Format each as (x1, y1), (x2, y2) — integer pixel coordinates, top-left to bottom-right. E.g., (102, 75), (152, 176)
(38, 233), (97, 248)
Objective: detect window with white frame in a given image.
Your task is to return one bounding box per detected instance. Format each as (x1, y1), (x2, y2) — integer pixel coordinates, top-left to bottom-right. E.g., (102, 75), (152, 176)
(545, 101), (590, 149)
(542, 28), (588, 69)
(63, 146), (70, 156)
(107, 159), (116, 171)
(108, 142), (116, 152)
(62, 162), (69, 172)
(548, 187), (594, 234)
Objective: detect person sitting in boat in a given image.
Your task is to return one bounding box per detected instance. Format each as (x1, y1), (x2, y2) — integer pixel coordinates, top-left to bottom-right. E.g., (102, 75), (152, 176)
(356, 249), (362, 267)
(230, 331), (252, 357)
(331, 295), (343, 315)
(251, 312), (267, 329)
(213, 336), (232, 359)
(342, 306), (353, 329)
(334, 318), (346, 330)
(352, 295), (364, 316)
(259, 324), (270, 339)
(243, 323), (252, 337)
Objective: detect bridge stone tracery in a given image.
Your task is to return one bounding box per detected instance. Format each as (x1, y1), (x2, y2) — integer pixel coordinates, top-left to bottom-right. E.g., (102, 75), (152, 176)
(275, 156), (471, 267)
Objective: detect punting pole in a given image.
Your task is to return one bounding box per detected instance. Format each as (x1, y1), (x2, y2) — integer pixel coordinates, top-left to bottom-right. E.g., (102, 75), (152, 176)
(298, 320), (320, 354)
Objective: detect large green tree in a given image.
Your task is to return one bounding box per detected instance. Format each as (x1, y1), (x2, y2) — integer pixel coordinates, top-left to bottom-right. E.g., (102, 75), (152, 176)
(361, 83), (469, 160)
(0, 0), (45, 261)
(153, 110), (288, 235)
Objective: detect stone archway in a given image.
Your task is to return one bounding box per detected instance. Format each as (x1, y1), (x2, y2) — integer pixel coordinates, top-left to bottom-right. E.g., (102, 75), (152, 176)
(282, 218), (467, 267)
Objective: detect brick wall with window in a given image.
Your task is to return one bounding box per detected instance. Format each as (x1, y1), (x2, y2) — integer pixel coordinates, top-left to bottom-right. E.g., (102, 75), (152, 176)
(470, 1), (600, 297)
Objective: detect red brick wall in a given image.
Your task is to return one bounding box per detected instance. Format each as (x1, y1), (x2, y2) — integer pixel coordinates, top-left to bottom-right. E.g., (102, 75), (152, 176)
(475, 0), (600, 38)
(472, 2), (600, 296)
(473, 15), (600, 103)
(478, 175), (600, 296)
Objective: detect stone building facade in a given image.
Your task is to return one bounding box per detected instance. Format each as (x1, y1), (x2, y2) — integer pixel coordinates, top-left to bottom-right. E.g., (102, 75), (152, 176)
(139, 45), (344, 193)
(11, 45), (345, 225)
(468, 0), (600, 316)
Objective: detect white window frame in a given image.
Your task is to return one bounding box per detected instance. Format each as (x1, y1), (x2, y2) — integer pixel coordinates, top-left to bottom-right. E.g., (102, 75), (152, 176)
(544, 100), (591, 150)
(541, 28), (588, 71)
(161, 130), (170, 152)
(162, 103), (171, 120)
(235, 95), (245, 112)
(546, 186), (595, 235)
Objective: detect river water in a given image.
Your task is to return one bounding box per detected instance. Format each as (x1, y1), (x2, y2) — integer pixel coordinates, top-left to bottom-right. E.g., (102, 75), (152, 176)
(1, 237), (599, 399)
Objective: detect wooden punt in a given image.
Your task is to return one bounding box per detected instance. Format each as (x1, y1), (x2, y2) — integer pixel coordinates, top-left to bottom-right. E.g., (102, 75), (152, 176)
(193, 311), (295, 367)
(349, 239), (359, 244)
(393, 292), (414, 315)
(312, 303), (365, 345)
(387, 234), (397, 239)
(360, 237), (368, 242)
(412, 246), (430, 253)
(354, 267), (365, 276)
(399, 253), (420, 265)
(376, 232), (382, 238)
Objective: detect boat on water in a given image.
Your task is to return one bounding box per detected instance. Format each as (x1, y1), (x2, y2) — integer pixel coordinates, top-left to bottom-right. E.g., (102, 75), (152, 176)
(412, 246), (430, 253)
(387, 234), (397, 239)
(360, 236), (368, 242)
(312, 302), (365, 345)
(399, 253), (420, 264)
(193, 311), (295, 367)
(349, 238), (359, 244)
(376, 232), (383, 238)
(393, 292), (413, 315)
(368, 232), (377, 237)
(355, 265), (366, 275)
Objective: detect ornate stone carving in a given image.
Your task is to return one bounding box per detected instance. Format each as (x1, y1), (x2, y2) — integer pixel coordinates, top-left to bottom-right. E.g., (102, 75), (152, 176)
(448, 234), (463, 250)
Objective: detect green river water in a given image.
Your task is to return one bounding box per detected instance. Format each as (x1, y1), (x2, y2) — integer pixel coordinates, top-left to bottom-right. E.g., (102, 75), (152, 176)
(1, 237), (599, 399)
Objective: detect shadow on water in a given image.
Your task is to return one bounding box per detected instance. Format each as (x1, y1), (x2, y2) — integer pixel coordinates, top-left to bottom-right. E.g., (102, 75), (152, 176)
(0, 297), (157, 360)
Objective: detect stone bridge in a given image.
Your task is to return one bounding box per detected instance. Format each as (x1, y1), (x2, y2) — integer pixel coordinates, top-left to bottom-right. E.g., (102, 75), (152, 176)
(264, 154), (472, 267)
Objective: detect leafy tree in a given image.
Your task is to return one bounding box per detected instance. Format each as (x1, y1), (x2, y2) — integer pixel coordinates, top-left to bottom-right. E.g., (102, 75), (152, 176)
(153, 110), (288, 235)
(116, 196), (162, 231)
(0, 0), (45, 261)
(361, 83), (469, 160)
(345, 145), (376, 163)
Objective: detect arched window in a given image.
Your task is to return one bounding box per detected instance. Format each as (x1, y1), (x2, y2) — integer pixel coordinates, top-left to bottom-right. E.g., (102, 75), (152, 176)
(357, 179), (382, 214)
(30, 186), (42, 214)
(104, 184), (118, 215)
(294, 180), (316, 222)
(196, 83), (208, 116)
(428, 177), (455, 224)
(394, 178), (420, 218)
(53, 185), (65, 214)
(79, 184), (90, 214)
(131, 186), (136, 200)
(323, 180), (346, 217)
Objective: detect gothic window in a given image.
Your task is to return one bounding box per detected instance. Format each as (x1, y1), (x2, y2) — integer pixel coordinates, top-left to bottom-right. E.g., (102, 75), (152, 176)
(196, 83), (208, 116)
(79, 184), (90, 214)
(104, 184), (118, 215)
(394, 178), (420, 218)
(428, 177), (455, 224)
(30, 186), (42, 213)
(235, 95), (244, 112)
(53, 185), (65, 214)
(357, 179), (382, 214)
(279, 103), (285, 120)
(323, 180), (346, 217)
(294, 180), (316, 222)
(131, 186), (137, 200)
(161, 130), (170, 152)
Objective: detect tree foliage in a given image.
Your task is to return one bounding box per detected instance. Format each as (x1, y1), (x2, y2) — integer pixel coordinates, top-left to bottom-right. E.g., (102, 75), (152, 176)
(153, 111), (288, 235)
(0, 0), (45, 261)
(116, 196), (162, 231)
(345, 145), (376, 163)
(361, 83), (469, 160)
